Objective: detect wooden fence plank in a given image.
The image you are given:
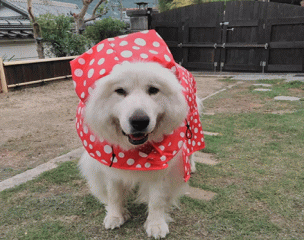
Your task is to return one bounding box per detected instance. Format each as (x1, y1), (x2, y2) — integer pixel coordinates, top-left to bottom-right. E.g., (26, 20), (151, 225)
(3, 56), (76, 87)
(0, 58), (8, 93)
(152, 1), (304, 73)
(0, 56), (77, 92)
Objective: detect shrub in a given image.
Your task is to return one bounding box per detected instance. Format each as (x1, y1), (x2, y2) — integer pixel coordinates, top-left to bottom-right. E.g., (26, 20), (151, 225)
(158, 0), (174, 12)
(84, 17), (128, 45)
(36, 14), (89, 57)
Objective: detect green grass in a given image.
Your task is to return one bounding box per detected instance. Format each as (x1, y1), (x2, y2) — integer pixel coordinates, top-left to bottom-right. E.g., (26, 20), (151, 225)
(1, 80), (304, 239)
(250, 79), (304, 99)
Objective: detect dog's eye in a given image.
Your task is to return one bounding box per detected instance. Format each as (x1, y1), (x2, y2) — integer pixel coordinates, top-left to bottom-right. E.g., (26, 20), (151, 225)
(148, 86), (159, 95)
(115, 88), (127, 96)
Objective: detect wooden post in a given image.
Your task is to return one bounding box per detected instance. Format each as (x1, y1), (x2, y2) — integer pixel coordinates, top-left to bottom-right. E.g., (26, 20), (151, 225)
(0, 58), (8, 93)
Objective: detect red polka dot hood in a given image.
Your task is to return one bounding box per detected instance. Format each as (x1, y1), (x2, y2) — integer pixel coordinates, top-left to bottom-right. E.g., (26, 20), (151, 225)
(70, 30), (205, 182)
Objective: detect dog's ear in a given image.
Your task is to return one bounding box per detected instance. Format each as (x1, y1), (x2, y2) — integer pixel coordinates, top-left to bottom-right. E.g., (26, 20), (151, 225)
(154, 77), (188, 137)
(84, 76), (113, 127)
(163, 89), (188, 133)
(88, 76), (115, 101)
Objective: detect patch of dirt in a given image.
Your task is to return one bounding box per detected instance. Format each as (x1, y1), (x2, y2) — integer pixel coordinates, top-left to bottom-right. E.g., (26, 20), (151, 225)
(185, 187), (216, 201)
(0, 76), (228, 182)
(0, 80), (81, 181)
(195, 76), (231, 99)
(34, 183), (89, 200)
(206, 82), (303, 115)
(270, 110), (296, 115)
(204, 83), (267, 113)
(288, 88), (304, 96)
(57, 215), (82, 224)
(214, 98), (264, 113)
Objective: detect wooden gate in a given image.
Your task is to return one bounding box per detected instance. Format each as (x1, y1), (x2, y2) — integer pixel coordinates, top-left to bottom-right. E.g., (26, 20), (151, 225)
(151, 1), (304, 72)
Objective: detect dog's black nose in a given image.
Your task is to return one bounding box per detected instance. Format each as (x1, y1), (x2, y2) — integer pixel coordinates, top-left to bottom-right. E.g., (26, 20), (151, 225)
(129, 110), (150, 131)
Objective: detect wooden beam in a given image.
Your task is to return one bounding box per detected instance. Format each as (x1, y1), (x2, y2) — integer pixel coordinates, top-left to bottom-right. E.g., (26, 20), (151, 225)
(7, 75), (72, 88)
(3, 56), (78, 66)
(0, 58), (8, 93)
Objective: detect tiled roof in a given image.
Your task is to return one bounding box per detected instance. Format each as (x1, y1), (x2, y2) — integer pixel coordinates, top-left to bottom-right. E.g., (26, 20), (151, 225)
(0, 19), (33, 39)
(0, 0), (91, 40)
(0, 4), (25, 18)
(4, 0), (80, 17)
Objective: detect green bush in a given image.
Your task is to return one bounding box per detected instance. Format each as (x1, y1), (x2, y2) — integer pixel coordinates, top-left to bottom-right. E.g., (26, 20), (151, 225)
(84, 17), (128, 45)
(36, 14), (89, 57)
(158, 0), (174, 12)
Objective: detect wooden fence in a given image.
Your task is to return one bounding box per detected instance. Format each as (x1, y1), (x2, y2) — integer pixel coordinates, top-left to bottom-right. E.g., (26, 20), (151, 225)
(152, 1), (304, 72)
(0, 56), (76, 93)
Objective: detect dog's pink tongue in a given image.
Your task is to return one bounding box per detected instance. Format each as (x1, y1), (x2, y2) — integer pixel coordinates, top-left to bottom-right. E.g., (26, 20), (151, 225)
(130, 134), (146, 141)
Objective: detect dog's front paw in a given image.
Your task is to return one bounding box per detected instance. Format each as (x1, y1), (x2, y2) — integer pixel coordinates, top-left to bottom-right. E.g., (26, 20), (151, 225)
(144, 219), (169, 239)
(104, 210), (130, 229)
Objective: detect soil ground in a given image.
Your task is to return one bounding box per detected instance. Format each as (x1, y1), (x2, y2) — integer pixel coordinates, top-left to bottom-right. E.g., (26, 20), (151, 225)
(0, 76), (230, 181)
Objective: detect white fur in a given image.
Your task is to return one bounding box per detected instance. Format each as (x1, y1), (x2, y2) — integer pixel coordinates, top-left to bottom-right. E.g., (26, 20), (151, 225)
(79, 62), (190, 239)
(189, 95), (204, 173)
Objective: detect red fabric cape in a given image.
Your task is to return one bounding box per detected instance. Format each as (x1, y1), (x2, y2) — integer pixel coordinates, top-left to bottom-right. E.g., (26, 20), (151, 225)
(71, 30), (205, 182)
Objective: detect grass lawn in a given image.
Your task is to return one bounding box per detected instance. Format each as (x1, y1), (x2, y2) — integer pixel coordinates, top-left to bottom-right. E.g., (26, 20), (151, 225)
(1, 79), (304, 239)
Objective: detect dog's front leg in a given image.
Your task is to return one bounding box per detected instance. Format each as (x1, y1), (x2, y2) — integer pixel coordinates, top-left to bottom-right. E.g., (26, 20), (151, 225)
(103, 180), (130, 229)
(144, 182), (170, 239)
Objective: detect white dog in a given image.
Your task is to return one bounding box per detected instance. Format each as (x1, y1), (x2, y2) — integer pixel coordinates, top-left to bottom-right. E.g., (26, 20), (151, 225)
(72, 30), (205, 239)
(79, 62), (188, 239)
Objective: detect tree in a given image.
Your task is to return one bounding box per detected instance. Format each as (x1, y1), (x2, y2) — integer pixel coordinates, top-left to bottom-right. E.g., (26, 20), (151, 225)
(36, 14), (89, 57)
(158, 0), (174, 12)
(73, 0), (108, 34)
(27, 0), (45, 59)
(84, 18), (128, 45)
(158, 0), (204, 11)
(170, 0), (195, 9)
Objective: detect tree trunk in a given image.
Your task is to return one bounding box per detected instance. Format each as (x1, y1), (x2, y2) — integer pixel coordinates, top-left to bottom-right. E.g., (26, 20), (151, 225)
(27, 0), (45, 59)
(73, 0), (107, 34)
(73, 0), (91, 34)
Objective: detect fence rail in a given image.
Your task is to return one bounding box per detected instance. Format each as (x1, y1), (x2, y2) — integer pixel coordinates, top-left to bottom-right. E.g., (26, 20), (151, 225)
(0, 56), (76, 93)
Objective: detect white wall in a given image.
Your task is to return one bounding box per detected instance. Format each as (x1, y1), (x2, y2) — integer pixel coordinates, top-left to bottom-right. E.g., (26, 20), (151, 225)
(0, 40), (38, 62)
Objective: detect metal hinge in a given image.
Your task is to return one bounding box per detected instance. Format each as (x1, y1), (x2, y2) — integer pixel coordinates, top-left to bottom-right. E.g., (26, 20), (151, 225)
(220, 22), (229, 26)
(220, 62), (224, 72)
(214, 62), (218, 73)
(260, 61), (267, 73)
(260, 61), (267, 67)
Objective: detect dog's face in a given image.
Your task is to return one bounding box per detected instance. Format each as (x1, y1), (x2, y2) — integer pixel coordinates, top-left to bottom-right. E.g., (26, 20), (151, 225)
(84, 62), (188, 150)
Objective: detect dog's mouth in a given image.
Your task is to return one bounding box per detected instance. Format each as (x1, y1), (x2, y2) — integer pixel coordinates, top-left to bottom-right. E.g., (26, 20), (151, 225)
(123, 131), (149, 145)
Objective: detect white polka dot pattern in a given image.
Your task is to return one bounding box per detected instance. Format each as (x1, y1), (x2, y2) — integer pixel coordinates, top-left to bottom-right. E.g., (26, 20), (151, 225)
(71, 30), (180, 102)
(74, 69), (83, 77)
(98, 58), (105, 65)
(88, 69), (94, 78)
(127, 159), (135, 165)
(121, 50), (133, 58)
(78, 58), (85, 65)
(134, 38), (146, 46)
(71, 30), (205, 182)
(97, 43), (104, 52)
